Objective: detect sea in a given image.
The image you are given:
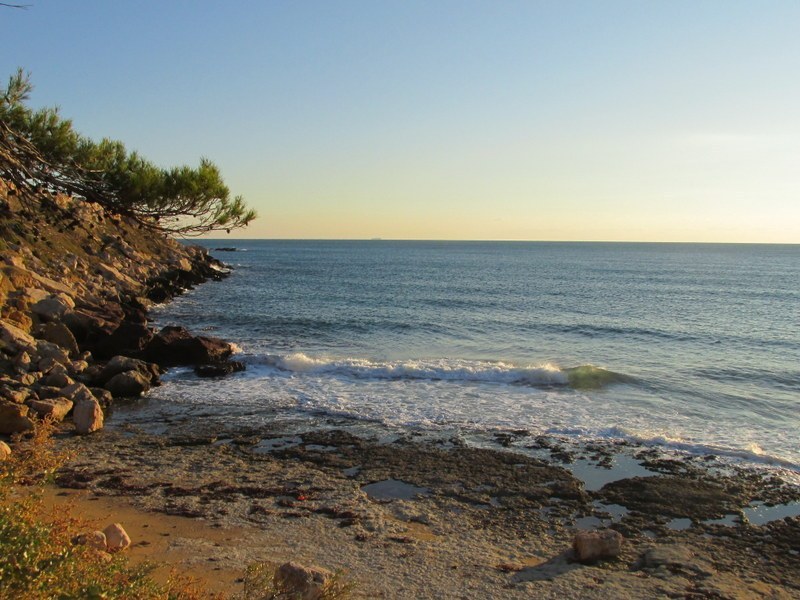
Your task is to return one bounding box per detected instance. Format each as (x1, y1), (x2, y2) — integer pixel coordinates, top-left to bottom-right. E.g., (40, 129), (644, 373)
(139, 241), (799, 478)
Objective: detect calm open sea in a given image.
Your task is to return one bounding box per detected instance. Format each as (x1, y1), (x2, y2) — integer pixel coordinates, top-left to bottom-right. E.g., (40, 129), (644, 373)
(146, 241), (799, 473)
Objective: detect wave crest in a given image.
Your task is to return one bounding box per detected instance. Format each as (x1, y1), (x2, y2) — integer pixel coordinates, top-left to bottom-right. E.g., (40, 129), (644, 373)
(252, 353), (628, 389)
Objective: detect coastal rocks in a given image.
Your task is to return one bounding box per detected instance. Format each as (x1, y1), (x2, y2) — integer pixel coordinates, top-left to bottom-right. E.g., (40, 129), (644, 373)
(194, 361), (246, 378)
(0, 319), (35, 353)
(27, 397), (73, 422)
(104, 370), (151, 397)
(97, 355), (160, 384)
(145, 326), (233, 366)
(31, 295), (73, 321)
(274, 561), (333, 600)
(0, 400), (34, 434)
(73, 397), (103, 434)
(92, 321), (153, 359)
(102, 523), (131, 552)
(38, 321), (80, 358)
(598, 475), (746, 520)
(572, 529), (624, 563)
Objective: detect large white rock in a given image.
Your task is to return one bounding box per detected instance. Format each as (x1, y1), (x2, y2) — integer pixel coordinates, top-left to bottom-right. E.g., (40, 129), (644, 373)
(102, 523), (131, 552)
(73, 397), (103, 434)
(0, 441), (11, 460)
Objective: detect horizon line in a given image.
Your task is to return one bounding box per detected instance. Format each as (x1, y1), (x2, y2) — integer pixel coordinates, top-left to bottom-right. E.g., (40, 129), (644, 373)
(194, 237), (800, 246)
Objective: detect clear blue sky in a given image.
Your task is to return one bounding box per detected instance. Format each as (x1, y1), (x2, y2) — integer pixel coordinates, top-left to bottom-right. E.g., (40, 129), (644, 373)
(2, 1), (799, 241)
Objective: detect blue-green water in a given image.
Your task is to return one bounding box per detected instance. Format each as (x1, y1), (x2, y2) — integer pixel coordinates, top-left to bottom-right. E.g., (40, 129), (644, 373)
(150, 241), (800, 472)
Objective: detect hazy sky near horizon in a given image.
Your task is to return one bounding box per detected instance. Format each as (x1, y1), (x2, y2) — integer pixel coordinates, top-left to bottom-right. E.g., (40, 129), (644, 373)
(2, 1), (799, 242)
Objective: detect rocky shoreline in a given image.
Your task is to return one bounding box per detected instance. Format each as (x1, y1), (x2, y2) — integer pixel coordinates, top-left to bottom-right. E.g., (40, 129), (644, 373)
(2, 178), (799, 598)
(0, 178), (241, 439)
(54, 421), (800, 598)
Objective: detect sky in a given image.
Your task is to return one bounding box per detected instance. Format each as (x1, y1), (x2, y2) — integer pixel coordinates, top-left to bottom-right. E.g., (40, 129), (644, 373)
(2, 1), (799, 242)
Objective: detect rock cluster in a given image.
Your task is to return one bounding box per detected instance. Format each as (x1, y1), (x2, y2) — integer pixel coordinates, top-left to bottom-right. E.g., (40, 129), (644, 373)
(0, 178), (241, 439)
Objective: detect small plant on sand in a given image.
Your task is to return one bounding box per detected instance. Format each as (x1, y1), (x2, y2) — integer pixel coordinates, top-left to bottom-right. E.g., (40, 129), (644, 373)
(242, 562), (354, 600)
(0, 423), (213, 599)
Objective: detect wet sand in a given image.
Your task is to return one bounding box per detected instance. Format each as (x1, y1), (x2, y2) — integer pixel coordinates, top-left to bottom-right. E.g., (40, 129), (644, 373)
(50, 418), (800, 599)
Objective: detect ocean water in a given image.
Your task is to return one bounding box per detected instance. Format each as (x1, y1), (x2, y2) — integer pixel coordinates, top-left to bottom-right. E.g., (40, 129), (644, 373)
(146, 241), (800, 473)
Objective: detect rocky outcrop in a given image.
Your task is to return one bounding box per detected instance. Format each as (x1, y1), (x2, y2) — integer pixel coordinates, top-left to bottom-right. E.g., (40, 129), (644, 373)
(146, 326), (233, 366)
(0, 177), (232, 436)
(194, 361), (246, 378)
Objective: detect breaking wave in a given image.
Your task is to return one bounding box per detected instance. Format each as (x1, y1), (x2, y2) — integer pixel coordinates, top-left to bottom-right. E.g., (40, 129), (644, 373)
(249, 353), (631, 389)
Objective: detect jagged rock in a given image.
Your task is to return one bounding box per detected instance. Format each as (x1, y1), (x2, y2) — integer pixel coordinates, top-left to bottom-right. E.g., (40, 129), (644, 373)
(0, 319), (36, 353)
(98, 355), (160, 385)
(5, 309), (32, 332)
(146, 326), (233, 366)
(92, 321), (154, 359)
(274, 562), (333, 600)
(89, 387), (113, 409)
(34, 385), (62, 400)
(1, 385), (30, 404)
(73, 530), (107, 551)
(35, 340), (71, 366)
(104, 371), (151, 397)
(27, 397), (73, 421)
(102, 523), (131, 552)
(42, 370), (74, 389)
(69, 359), (89, 375)
(0, 440), (10, 460)
(38, 321), (80, 358)
(0, 401), (35, 434)
(61, 381), (98, 405)
(572, 529), (624, 563)
(31, 296), (72, 321)
(194, 361), (246, 378)
(13, 351), (31, 372)
(73, 397), (103, 434)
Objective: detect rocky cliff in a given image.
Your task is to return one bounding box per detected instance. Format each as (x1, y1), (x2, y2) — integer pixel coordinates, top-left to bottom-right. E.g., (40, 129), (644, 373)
(0, 177), (235, 436)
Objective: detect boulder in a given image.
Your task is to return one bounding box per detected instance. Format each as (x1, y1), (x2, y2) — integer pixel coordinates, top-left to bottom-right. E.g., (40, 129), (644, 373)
(145, 326), (233, 366)
(60, 382), (98, 405)
(35, 340), (71, 366)
(0, 319), (36, 353)
(27, 397), (73, 422)
(0, 385), (30, 404)
(102, 523), (131, 552)
(0, 440), (10, 460)
(92, 322), (154, 359)
(89, 387), (113, 409)
(41, 370), (74, 389)
(104, 371), (151, 398)
(274, 562), (333, 600)
(572, 529), (624, 563)
(38, 321), (80, 358)
(31, 296), (72, 321)
(98, 355), (160, 385)
(0, 401), (35, 434)
(73, 397), (103, 434)
(194, 361), (246, 378)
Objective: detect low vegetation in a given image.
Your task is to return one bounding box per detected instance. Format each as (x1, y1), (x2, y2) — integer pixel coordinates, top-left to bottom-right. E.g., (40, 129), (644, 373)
(0, 423), (210, 599)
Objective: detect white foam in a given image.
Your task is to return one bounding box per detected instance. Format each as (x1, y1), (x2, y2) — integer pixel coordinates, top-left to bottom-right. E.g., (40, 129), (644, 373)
(255, 352), (570, 386)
